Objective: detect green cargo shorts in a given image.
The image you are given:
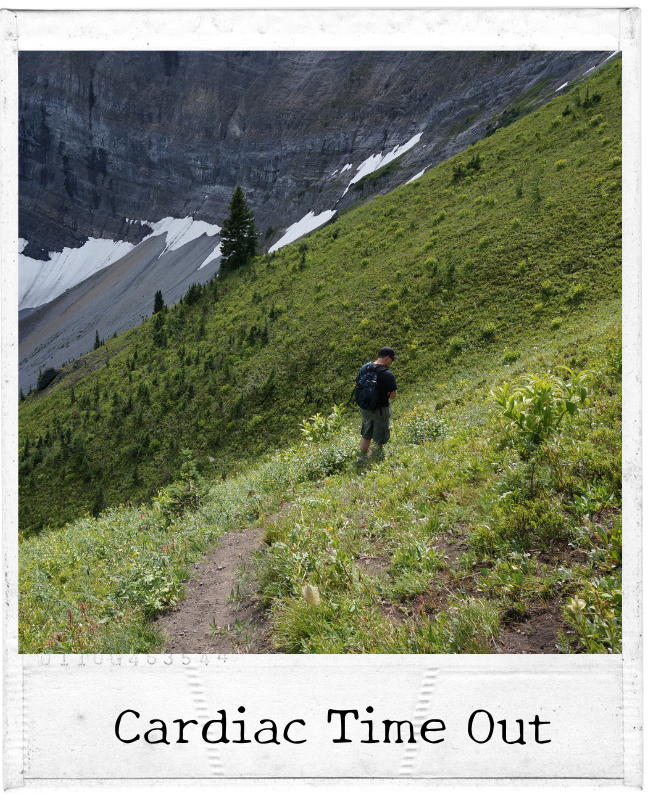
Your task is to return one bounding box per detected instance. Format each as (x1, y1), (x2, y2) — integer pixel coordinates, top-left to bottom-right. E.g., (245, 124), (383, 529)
(360, 406), (391, 445)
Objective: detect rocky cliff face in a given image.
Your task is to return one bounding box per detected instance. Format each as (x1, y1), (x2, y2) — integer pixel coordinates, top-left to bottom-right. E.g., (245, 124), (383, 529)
(18, 49), (614, 390)
(20, 50), (610, 257)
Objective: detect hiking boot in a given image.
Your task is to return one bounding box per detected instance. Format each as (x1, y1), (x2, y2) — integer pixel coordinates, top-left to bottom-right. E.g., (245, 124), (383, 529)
(356, 453), (367, 467)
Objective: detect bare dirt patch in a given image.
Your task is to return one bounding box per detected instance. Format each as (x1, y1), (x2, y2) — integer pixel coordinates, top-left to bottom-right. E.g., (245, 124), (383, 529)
(495, 597), (571, 654)
(155, 527), (273, 653)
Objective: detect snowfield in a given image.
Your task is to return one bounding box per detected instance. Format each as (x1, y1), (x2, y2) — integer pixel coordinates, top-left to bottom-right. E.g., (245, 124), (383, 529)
(142, 217), (221, 257)
(269, 210), (337, 253)
(19, 216), (221, 310)
(19, 238), (136, 311)
(199, 241), (222, 269)
(342, 132), (423, 196)
(406, 166), (430, 185)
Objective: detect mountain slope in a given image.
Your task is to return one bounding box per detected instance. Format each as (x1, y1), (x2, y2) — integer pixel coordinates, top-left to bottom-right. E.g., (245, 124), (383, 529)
(20, 50), (610, 256)
(18, 50), (615, 389)
(18, 57), (622, 538)
(19, 58), (622, 655)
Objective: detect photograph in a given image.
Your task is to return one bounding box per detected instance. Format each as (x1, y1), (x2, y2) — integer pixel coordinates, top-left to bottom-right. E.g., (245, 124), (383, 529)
(17, 47), (623, 657)
(3, 4), (641, 789)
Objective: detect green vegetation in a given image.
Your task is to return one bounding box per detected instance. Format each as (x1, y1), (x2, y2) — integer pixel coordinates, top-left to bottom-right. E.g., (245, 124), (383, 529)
(19, 59), (622, 653)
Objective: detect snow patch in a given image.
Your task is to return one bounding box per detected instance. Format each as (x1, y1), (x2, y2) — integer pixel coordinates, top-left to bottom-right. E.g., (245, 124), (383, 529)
(330, 163), (353, 179)
(406, 166), (430, 185)
(555, 82), (569, 92)
(269, 210), (337, 252)
(19, 238), (135, 310)
(343, 132), (423, 196)
(18, 238), (27, 254)
(142, 216), (221, 257)
(198, 241), (222, 269)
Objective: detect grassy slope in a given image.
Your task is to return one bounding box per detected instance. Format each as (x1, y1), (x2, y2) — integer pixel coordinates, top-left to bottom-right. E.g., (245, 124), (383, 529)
(19, 60), (622, 653)
(19, 60), (621, 537)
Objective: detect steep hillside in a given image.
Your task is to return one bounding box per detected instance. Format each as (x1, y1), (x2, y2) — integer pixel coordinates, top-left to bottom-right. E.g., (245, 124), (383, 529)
(18, 58), (621, 540)
(19, 308), (622, 654)
(18, 50), (614, 390)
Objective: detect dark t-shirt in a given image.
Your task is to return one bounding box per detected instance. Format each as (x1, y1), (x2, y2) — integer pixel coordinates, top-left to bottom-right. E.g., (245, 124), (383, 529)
(375, 365), (397, 407)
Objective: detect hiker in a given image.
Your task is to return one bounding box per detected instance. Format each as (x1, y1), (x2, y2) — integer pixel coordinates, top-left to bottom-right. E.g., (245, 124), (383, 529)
(356, 346), (397, 464)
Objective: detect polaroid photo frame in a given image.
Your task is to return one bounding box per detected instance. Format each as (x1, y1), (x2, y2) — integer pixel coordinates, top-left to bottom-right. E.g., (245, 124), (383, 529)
(1, 5), (642, 790)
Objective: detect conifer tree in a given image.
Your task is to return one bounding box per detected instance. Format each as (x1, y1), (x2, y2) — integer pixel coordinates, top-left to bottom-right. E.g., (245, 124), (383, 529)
(94, 330), (101, 350)
(219, 186), (258, 270)
(153, 289), (165, 314)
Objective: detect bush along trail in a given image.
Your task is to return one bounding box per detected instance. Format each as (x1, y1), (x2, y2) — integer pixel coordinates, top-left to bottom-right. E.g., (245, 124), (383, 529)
(18, 59), (621, 654)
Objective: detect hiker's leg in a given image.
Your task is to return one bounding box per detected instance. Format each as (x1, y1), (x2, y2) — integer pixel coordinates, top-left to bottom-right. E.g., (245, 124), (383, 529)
(371, 408), (391, 452)
(357, 436), (371, 465)
(359, 409), (374, 455)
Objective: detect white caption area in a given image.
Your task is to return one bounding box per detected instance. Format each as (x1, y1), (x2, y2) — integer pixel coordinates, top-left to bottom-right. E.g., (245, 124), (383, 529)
(22, 658), (623, 780)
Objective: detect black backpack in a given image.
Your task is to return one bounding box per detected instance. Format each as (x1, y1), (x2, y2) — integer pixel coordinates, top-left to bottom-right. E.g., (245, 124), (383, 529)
(355, 362), (388, 411)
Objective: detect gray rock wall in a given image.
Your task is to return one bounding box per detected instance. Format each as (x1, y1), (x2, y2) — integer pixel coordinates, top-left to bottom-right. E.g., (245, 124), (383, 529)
(20, 51), (609, 258)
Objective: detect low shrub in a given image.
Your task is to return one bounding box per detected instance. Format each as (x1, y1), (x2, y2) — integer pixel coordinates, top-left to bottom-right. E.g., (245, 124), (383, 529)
(399, 405), (448, 444)
(566, 283), (586, 305)
(563, 574), (621, 653)
(446, 336), (464, 360)
(480, 322), (496, 342)
(540, 279), (555, 299)
(502, 349), (520, 365)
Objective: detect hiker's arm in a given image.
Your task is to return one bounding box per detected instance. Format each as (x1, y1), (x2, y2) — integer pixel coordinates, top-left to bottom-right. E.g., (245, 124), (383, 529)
(388, 389), (397, 400)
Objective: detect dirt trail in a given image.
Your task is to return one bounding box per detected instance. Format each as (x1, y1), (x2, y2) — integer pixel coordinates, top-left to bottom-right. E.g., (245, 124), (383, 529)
(156, 525), (567, 655)
(156, 527), (273, 653)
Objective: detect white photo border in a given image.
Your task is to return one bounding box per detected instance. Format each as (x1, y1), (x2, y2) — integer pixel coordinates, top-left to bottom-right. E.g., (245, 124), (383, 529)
(2, 5), (642, 790)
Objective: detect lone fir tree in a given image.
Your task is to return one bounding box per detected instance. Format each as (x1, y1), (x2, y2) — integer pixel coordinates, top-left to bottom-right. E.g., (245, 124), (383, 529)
(219, 186), (258, 270)
(153, 289), (165, 314)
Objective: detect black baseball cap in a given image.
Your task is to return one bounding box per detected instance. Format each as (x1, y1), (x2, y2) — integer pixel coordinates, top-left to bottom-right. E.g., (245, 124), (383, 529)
(378, 346), (396, 359)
